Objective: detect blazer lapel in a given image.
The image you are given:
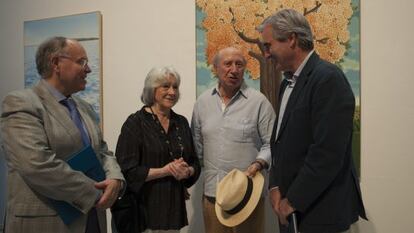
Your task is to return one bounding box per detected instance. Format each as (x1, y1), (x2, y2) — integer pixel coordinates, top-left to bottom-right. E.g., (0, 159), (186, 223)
(33, 81), (83, 146)
(271, 78), (289, 143)
(276, 53), (319, 140)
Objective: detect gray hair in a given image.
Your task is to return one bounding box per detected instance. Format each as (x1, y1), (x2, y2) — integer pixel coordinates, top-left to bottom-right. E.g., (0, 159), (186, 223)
(35, 36), (69, 78)
(258, 9), (314, 51)
(141, 66), (181, 106)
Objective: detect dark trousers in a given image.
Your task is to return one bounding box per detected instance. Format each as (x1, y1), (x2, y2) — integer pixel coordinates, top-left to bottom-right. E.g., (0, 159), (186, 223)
(85, 208), (101, 233)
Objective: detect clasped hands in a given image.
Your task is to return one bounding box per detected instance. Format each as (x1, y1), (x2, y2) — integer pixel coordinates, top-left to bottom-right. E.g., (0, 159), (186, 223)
(166, 157), (193, 180)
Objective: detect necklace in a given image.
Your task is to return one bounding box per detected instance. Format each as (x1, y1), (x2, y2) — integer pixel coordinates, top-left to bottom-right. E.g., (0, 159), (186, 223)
(149, 106), (184, 159)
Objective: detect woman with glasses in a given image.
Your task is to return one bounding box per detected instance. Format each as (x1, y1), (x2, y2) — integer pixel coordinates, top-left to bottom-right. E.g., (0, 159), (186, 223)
(111, 66), (201, 233)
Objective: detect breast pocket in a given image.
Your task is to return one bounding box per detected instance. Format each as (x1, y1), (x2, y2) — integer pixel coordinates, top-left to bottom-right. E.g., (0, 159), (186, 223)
(226, 118), (257, 143)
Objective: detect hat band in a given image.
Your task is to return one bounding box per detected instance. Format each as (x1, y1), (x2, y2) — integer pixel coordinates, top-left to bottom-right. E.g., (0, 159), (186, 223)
(225, 177), (253, 215)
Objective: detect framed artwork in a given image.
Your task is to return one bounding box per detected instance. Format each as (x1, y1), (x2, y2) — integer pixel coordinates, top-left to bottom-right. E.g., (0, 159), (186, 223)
(196, 0), (361, 175)
(24, 12), (103, 123)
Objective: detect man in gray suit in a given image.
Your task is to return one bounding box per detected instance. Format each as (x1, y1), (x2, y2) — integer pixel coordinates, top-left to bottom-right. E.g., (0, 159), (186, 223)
(1, 37), (125, 233)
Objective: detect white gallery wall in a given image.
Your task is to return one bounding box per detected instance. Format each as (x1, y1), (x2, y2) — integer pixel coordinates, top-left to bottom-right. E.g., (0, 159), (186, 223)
(0, 0), (413, 232)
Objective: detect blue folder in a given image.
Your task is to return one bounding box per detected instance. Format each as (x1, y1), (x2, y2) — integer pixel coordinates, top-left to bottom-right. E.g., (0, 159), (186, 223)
(50, 145), (106, 225)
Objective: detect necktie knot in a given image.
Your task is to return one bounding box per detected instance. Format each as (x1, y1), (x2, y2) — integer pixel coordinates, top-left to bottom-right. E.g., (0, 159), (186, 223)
(60, 98), (76, 111)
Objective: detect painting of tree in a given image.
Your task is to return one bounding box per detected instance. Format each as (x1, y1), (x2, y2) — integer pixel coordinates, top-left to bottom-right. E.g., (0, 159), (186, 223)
(196, 0), (361, 175)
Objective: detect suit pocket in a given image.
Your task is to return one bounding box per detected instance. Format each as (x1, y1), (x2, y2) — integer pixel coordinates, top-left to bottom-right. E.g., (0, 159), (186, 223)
(14, 203), (57, 217)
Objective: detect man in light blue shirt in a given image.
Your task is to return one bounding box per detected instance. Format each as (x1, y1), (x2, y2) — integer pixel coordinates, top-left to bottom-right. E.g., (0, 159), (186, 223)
(191, 47), (275, 233)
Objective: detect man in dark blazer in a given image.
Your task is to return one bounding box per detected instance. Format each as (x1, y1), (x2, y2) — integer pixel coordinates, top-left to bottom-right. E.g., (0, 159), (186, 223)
(1, 37), (124, 233)
(257, 9), (367, 233)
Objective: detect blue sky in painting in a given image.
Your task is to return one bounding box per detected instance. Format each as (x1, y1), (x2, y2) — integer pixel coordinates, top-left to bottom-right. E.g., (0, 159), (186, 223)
(24, 12), (99, 46)
(339, 0), (360, 99)
(24, 12), (101, 117)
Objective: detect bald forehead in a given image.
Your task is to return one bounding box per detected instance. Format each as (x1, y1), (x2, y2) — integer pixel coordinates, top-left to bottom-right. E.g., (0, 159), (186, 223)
(63, 39), (86, 56)
(218, 47), (242, 58)
(215, 47), (245, 65)
(64, 39), (81, 50)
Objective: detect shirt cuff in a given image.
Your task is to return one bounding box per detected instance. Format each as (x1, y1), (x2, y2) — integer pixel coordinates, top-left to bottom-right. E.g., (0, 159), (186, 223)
(269, 186), (279, 191)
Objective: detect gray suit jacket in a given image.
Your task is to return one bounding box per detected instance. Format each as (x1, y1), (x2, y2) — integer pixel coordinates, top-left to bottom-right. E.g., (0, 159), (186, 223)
(1, 81), (124, 233)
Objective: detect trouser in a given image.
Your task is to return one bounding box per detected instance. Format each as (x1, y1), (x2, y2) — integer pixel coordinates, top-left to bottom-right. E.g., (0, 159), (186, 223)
(85, 208), (100, 233)
(202, 196), (265, 233)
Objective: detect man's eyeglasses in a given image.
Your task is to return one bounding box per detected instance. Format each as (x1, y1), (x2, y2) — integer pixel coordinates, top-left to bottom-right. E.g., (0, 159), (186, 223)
(58, 55), (89, 68)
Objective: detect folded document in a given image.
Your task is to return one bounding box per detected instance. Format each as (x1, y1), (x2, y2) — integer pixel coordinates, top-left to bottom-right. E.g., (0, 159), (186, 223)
(50, 145), (105, 225)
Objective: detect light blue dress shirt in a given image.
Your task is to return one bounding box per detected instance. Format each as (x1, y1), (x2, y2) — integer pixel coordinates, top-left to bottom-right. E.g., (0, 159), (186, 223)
(191, 83), (275, 197)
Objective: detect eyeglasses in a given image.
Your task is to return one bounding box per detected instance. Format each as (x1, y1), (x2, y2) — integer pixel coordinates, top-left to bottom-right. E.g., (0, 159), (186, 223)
(58, 55), (89, 68)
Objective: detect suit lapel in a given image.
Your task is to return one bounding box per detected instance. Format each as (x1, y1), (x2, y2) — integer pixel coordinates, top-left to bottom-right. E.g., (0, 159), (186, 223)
(33, 81), (83, 146)
(271, 79), (289, 143)
(276, 53), (319, 140)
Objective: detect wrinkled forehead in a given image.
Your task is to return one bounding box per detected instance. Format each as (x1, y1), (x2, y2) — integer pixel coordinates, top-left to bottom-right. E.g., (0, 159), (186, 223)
(219, 49), (245, 63)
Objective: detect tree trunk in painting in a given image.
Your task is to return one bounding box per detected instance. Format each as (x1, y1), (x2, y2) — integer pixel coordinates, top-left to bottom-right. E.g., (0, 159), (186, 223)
(259, 58), (282, 111)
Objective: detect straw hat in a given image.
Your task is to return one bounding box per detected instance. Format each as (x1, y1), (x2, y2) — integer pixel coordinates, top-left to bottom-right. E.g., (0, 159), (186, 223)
(215, 169), (264, 227)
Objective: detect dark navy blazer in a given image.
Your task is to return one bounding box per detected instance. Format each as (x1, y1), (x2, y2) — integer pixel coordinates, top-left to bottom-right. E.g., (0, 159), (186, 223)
(269, 53), (367, 233)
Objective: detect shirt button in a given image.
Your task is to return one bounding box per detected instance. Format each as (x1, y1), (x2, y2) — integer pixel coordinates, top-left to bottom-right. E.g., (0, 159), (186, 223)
(166, 140), (170, 144)
(169, 152), (173, 156)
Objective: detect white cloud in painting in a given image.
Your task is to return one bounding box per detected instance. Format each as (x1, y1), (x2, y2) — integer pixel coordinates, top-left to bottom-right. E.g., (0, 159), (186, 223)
(341, 57), (359, 73)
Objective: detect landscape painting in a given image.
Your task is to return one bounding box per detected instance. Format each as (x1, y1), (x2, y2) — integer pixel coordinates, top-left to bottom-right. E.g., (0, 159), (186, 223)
(196, 0), (361, 175)
(24, 12), (102, 121)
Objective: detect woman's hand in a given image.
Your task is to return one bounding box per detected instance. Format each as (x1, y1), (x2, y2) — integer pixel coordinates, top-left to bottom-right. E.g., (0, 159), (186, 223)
(169, 158), (193, 180)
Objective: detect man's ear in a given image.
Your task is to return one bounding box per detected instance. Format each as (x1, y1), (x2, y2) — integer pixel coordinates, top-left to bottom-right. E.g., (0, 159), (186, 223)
(212, 64), (218, 76)
(288, 33), (297, 49)
(51, 56), (60, 73)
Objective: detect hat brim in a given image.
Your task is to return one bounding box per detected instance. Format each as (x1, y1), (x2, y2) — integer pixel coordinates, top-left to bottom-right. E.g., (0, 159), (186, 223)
(215, 171), (264, 227)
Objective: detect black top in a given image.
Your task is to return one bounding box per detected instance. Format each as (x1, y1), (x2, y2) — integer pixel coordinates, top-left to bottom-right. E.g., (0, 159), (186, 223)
(113, 107), (201, 231)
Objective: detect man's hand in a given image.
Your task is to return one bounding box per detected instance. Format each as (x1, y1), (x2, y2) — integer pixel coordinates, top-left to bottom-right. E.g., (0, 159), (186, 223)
(269, 187), (282, 217)
(278, 198), (295, 225)
(245, 162), (261, 178)
(94, 179), (122, 210)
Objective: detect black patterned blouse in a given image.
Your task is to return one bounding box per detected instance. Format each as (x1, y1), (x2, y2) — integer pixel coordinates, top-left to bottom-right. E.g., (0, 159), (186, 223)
(112, 106), (201, 232)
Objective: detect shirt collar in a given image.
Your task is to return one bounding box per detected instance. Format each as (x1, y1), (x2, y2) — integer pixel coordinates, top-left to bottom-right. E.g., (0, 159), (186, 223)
(212, 81), (248, 99)
(41, 79), (68, 102)
(282, 50), (315, 82)
(141, 105), (178, 122)
(295, 50), (314, 77)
